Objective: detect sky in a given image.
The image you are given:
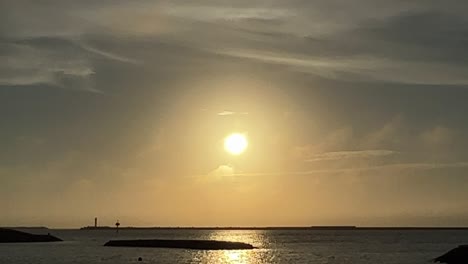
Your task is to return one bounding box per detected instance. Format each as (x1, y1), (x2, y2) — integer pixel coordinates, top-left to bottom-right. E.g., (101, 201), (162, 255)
(1, 0), (468, 228)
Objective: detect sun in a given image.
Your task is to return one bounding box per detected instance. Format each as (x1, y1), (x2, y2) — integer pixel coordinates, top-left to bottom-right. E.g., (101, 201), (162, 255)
(224, 133), (248, 155)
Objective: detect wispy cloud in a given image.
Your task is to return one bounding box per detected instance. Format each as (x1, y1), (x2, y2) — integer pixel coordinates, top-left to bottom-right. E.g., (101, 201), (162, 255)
(79, 42), (140, 64)
(215, 48), (468, 85)
(217, 111), (249, 116)
(0, 35), (139, 93)
(214, 48), (356, 79)
(208, 165), (235, 177)
(306, 149), (398, 162)
(217, 162), (468, 178)
(164, 5), (293, 21)
(0, 39), (98, 91)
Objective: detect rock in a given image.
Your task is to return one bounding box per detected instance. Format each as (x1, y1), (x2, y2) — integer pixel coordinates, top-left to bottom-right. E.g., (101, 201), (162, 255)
(0, 228), (62, 243)
(104, 239), (255, 250)
(434, 245), (468, 264)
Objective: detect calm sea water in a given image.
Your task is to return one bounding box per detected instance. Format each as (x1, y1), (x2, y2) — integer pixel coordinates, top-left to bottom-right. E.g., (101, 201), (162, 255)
(0, 229), (466, 263)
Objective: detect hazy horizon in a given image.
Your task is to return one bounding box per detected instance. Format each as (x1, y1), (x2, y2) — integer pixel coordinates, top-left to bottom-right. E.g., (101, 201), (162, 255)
(2, 0), (468, 228)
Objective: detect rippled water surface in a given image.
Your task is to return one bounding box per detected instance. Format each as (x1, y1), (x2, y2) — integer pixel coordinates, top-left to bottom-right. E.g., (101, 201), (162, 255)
(1, 229), (467, 263)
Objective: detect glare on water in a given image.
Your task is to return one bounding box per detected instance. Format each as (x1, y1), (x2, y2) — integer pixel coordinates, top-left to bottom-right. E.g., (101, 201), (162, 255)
(1, 229), (467, 264)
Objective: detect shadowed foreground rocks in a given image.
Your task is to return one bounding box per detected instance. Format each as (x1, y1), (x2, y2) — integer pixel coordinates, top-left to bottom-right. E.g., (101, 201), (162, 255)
(104, 239), (255, 250)
(0, 228), (62, 243)
(434, 245), (468, 264)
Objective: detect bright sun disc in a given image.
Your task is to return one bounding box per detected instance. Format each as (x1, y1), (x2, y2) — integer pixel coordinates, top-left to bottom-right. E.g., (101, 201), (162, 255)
(224, 133), (248, 155)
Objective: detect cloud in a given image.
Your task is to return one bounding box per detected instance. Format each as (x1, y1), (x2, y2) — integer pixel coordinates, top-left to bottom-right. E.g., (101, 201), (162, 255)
(164, 5), (293, 21)
(290, 114), (467, 173)
(362, 115), (405, 149)
(214, 48), (364, 80)
(221, 162), (468, 178)
(78, 42), (140, 64)
(198, 7), (468, 85)
(0, 35), (141, 92)
(3, 1), (468, 87)
(306, 150), (398, 162)
(209, 165), (234, 177)
(421, 126), (455, 146)
(217, 111), (249, 116)
(292, 127), (354, 160)
(0, 37), (95, 90)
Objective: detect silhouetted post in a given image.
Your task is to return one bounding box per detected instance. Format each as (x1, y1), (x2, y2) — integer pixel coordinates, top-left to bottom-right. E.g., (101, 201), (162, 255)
(94, 217), (98, 228)
(115, 220), (120, 233)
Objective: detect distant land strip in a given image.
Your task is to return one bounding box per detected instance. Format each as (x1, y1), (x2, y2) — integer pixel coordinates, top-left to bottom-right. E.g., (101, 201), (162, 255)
(78, 226), (468, 231)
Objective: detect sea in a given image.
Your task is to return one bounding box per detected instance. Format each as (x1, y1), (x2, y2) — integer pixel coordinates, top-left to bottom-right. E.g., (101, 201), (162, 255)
(0, 229), (466, 264)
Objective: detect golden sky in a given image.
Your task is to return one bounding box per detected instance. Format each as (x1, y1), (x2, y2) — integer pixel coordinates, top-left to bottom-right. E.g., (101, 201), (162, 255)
(1, 0), (468, 228)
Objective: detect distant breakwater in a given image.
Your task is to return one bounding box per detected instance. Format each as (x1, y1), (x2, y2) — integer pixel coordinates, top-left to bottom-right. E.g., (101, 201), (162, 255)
(104, 239), (255, 250)
(81, 226), (468, 231)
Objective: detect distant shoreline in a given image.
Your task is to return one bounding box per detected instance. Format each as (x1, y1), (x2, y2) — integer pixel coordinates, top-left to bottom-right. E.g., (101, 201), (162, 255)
(5, 226), (468, 231)
(77, 226), (468, 231)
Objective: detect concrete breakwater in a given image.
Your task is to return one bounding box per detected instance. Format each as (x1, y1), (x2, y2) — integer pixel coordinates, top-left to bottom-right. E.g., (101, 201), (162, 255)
(104, 239), (255, 250)
(0, 228), (62, 243)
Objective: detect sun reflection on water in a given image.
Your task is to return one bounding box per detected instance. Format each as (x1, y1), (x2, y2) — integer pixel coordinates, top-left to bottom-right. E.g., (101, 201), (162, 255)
(189, 230), (274, 263)
(224, 251), (249, 264)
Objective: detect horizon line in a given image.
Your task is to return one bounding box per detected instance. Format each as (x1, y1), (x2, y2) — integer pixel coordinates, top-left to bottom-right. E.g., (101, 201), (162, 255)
(7, 225), (468, 230)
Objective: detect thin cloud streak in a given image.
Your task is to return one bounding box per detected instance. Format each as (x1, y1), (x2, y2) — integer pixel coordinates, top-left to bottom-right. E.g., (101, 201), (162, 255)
(306, 149), (398, 162)
(212, 162), (468, 178)
(79, 42), (141, 65)
(217, 111), (249, 116)
(214, 49), (468, 85)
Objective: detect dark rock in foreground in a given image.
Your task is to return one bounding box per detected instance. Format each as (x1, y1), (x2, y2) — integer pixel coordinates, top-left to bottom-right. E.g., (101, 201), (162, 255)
(0, 228), (62, 243)
(434, 245), (468, 263)
(104, 239), (255, 250)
